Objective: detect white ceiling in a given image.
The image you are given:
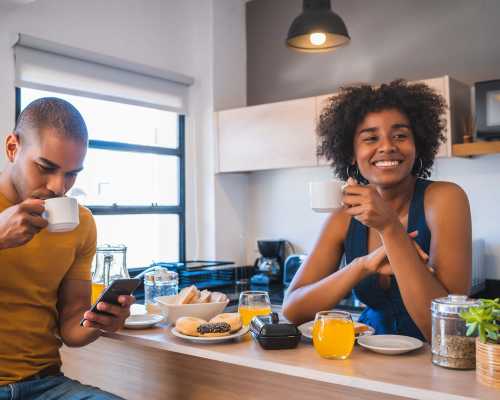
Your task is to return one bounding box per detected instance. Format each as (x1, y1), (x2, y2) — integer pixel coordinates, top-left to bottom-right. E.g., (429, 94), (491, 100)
(0, 0), (37, 11)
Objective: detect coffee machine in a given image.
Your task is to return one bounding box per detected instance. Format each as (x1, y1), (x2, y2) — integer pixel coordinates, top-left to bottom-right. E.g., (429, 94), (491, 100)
(251, 239), (286, 286)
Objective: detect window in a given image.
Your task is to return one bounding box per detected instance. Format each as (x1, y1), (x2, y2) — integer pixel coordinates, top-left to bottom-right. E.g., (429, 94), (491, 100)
(17, 87), (186, 269)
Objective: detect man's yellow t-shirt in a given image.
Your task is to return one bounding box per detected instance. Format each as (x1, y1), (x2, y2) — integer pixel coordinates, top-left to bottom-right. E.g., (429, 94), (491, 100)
(0, 193), (96, 384)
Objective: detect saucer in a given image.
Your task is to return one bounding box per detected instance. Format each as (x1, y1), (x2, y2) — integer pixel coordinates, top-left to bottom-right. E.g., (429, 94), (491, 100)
(124, 314), (164, 329)
(357, 335), (423, 355)
(298, 320), (375, 342)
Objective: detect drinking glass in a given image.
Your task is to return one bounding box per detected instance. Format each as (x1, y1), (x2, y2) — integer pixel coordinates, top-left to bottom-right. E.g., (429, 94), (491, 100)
(312, 311), (355, 359)
(238, 291), (272, 326)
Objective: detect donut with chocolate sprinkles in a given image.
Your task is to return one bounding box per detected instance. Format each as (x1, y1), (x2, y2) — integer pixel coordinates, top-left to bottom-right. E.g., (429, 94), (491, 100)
(197, 322), (231, 337)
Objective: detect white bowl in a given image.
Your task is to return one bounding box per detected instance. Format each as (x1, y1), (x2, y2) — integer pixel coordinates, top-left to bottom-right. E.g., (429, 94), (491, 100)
(156, 295), (229, 325)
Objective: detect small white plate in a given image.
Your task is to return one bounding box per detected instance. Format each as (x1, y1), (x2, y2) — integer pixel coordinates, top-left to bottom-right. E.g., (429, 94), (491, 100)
(298, 320), (375, 342)
(171, 326), (250, 344)
(357, 334), (423, 355)
(124, 314), (164, 329)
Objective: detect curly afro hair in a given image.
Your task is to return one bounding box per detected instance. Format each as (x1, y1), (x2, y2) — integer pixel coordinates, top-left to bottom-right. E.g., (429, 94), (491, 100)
(317, 79), (447, 182)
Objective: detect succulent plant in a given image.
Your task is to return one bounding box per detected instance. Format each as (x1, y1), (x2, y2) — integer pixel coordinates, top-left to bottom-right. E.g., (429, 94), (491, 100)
(460, 298), (499, 344)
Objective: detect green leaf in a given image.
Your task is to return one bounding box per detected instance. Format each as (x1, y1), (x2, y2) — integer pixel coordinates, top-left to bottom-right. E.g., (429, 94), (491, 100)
(466, 322), (478, 336)
(479, 325), (487, 343)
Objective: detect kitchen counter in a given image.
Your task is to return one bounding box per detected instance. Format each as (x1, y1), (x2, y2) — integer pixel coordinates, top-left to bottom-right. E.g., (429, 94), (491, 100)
(61, 323), (498, 400)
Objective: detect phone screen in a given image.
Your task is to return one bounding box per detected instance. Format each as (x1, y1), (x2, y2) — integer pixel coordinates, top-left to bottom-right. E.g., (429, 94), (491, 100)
(80, 278), (141, 326)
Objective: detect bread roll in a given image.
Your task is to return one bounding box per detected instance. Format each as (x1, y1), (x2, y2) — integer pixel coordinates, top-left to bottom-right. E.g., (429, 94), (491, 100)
(197, 289), (211, 303)
(176, 285), (198, 305)
(197, 322), (231, 337)
(209, 313), (242, 333)
(175, 316), (206, 336)
(210, 292), (228, 303)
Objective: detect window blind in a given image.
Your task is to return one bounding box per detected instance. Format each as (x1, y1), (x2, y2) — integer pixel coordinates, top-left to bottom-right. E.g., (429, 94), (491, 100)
(14, 34), (194, 113)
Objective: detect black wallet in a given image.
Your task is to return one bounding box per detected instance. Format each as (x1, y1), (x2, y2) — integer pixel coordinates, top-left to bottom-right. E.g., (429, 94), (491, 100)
(250, 313), (302, 350)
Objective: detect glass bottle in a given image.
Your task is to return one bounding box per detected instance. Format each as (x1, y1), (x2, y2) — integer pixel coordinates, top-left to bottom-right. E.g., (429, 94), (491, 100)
(91, 244), (129, 304)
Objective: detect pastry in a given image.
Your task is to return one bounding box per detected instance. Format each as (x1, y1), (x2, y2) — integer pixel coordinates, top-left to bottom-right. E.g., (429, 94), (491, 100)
(197, 322), (231, 337)
(197, 289), (211, 303)
(210, 292), (228, 303)
(176, 285), (198, 305)
(209, 313), (242, 333)
(354, 322), (370, 334)
(175, 316), (206, 336)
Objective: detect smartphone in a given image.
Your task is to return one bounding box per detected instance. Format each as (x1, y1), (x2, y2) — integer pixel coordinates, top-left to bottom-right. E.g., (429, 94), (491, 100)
(80, 278), (141, 326)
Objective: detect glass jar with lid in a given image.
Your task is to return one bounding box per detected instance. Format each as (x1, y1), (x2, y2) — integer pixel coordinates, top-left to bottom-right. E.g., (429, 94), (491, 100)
(431, 294), (480, 369)
(144, 267), (178, 309)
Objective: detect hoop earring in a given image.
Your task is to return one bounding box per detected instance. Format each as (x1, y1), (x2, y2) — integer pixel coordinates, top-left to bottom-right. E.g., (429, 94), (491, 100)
(413, 158), (424, 176)
(346, 163), (362, 182)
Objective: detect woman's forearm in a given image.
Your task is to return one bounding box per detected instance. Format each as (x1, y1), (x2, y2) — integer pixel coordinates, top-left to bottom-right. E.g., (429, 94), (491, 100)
(283, 257), (367, 325)
(380, 222), (448, 340)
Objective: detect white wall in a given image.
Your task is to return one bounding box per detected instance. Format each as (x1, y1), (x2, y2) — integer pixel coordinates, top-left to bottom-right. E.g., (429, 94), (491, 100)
(241, 156), (500, 280)
(0, 0), (218, 261)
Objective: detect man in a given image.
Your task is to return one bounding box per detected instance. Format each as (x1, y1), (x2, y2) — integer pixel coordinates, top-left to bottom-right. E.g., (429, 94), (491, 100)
(0, 98), (133, 399)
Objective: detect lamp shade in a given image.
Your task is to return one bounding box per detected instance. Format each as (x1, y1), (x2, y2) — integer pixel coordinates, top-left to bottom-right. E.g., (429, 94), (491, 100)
(286, 0), (350, 53)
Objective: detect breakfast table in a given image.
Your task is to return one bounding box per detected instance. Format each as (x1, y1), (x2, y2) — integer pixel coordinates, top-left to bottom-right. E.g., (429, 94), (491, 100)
(60, 322), (498, 400)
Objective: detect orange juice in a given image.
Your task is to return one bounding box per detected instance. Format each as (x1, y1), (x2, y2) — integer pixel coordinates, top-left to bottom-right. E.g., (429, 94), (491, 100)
(312, 318), (355, 359)
(91, 282), (106, 304)
(238, 305), (272, 326)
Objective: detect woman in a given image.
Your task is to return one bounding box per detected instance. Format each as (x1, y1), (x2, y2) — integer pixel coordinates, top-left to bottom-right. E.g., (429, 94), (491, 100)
(282, 80), (471, 341)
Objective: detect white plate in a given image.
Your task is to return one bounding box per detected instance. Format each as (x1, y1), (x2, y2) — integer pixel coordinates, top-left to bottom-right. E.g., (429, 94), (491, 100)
(171, 326), (250, 344)
(124, 314), (164, 329)
(357, 334), (423, 355)
(298, 320), (375, 341)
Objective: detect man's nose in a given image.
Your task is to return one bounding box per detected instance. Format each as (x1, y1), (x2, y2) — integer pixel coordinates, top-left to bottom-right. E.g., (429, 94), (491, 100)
(46, 175), (66, 197)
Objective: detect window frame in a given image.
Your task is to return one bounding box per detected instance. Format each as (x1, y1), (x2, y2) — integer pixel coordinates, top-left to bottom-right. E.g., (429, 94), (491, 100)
(15, 87), (186, 266)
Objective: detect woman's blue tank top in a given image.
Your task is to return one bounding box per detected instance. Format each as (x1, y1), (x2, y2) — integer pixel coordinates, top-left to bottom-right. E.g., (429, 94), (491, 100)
(344, 178), (433, 341)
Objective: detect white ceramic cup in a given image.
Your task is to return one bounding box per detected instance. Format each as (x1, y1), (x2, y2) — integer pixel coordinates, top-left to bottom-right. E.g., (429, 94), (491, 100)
(309, 180), (344, 213)
(43, 197), (79, 233)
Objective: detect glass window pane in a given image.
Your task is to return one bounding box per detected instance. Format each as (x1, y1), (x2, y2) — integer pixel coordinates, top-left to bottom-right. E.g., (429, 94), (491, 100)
(71, 149), (179, 206)
(20, 87), (178, 148)
(94, 214), (179, 268)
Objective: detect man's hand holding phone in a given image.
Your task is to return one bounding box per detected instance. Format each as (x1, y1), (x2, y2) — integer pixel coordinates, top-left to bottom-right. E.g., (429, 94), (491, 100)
(81, 295), (135, 332)
(80, 278), (140, 332)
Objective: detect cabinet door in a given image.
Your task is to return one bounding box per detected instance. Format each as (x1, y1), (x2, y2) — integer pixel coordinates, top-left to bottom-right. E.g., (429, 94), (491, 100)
(414, 77), (451, 158)
(315, 94), (336, 166)
(217, 97), (317, 172)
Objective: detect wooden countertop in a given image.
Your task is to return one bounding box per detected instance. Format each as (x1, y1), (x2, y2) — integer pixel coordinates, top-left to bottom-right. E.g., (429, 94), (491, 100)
(100, 324), (498, 400)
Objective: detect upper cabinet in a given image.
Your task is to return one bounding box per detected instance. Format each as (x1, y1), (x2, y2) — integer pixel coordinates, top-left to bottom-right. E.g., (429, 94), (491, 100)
(216, 76), (471, 173)
(412, 76), (470, 158)
(216, 97), (317, 173)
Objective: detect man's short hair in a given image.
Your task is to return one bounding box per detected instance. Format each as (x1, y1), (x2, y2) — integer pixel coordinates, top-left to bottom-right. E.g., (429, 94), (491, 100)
(14, 97), (88, 144)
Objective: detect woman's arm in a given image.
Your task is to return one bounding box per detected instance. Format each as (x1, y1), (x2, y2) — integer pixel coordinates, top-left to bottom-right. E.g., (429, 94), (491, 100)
(344, 181), (471, 340)
(283, 209), (380, 324)
(383, 182), (471, 340)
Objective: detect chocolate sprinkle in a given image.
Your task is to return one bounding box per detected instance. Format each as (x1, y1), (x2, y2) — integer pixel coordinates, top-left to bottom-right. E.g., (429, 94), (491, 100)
(197, 322), (231, 334)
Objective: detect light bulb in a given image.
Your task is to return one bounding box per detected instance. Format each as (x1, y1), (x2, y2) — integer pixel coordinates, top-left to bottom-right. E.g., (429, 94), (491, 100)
(309, 32), (326, 46)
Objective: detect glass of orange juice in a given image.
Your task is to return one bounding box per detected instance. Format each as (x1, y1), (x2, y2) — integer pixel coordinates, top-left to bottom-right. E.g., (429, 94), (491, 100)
(238, 291), (272, 326)
(312, 311), (355, 359)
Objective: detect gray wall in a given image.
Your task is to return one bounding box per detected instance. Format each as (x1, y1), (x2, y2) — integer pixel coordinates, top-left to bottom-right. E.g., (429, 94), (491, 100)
(247, 0), (500, 105)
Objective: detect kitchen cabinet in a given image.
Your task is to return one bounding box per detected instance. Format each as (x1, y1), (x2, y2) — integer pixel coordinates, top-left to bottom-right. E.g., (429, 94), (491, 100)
(216, 97), (317, 172)
(216, 76), (470, 173)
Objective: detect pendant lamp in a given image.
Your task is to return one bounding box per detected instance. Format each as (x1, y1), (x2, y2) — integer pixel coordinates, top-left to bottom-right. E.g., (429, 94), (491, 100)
(286, 0), (350, 53)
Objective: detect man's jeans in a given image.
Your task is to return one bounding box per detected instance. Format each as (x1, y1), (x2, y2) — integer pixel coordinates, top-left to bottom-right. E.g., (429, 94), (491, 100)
(0, 374), (124, 400)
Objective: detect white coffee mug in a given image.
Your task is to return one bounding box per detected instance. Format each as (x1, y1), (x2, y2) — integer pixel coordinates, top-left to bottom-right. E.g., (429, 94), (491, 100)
(43, 197), (79, 233)
(309, 180), (344, 213)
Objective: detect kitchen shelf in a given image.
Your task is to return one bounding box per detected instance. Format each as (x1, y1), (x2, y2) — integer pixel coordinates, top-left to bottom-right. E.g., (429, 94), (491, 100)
(452, 140), (500, 157)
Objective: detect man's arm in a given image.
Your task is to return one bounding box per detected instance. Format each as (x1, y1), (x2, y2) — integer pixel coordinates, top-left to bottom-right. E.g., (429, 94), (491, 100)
(57, 278), (135, 347)
(57, 278), (101, 347)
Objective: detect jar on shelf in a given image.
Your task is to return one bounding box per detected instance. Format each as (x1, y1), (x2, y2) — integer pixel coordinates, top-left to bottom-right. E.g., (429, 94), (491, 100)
(144, 267), (178, 311)
(431, 294), (480, 369)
